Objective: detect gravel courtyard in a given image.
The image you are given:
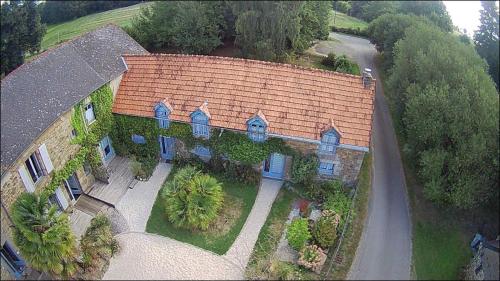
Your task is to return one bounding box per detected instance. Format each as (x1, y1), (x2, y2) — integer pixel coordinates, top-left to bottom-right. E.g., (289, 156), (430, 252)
(104, 162), (282, 280)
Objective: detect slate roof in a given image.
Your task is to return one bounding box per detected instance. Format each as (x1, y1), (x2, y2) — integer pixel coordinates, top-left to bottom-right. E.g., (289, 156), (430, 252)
(113, 54), (375, 147)
(1, 24), (147, 172)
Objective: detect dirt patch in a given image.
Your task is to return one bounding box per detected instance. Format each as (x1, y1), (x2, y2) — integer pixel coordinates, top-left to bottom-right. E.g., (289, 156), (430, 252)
(207, 194), (243, 237)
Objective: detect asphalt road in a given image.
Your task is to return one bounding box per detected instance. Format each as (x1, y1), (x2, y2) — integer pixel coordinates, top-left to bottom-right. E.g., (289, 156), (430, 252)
(312, 32), (412, 280)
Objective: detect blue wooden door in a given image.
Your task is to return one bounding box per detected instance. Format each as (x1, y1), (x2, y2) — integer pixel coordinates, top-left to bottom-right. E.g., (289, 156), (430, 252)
(99, 136), (115, 163)
(159, 136), (175, 160)
(262, 153), (285, 179)
(64, 172), (82, 200)
(1, 242), (26, 279)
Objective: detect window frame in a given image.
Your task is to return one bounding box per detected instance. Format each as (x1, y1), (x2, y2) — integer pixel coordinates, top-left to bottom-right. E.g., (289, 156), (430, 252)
(247, 119), (267, 142)
(191, 111), (210, 139)
(131, 134), (146, 144)
(319, 130), (339, 155)
(193, 145), (211, 157)
(155, 106), (170, 129)
(318, 161), (334, 175)
(25, 153), (44, 184)
(84, 102), (96, 125)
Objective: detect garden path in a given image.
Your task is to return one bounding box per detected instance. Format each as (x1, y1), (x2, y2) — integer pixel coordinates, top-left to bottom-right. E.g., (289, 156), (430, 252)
(104, 167), (282, 279)
(115, 162), (171, 232)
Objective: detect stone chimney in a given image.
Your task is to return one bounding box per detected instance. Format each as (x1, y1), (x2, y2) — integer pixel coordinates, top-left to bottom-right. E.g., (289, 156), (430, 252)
(362, 68), (373, 89)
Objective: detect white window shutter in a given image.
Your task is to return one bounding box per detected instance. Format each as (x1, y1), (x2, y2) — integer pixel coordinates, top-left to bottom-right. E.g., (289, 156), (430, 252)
(55, 187), (69, 210)
(38, 143), (54, 173)
(18, 165), (35, 193)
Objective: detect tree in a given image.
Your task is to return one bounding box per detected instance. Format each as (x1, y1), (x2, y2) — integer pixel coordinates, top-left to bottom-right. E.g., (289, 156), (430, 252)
(11, 192), (77, 276)
(1, 1), (46, 77)
(389, 23), (499, 209)
(127, 1), (224, 54)
(360, 1), (398, 22)
(474, 1), (499, 88)
(162, 166), (224, 230)
(398, 1), (453, 32)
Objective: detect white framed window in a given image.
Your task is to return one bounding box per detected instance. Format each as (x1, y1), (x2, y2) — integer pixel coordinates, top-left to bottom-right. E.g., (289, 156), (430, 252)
(18, 144), (54, 192)
(84, 102), (96, 125)
(24, 153), (44, 184)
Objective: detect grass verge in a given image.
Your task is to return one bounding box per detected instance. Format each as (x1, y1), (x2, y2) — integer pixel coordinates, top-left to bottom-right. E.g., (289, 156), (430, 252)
(325, 153), (372, 280)
(40, 2), (151, 52)
(329, 11), (368, 30)
(245, 189), (299, 279)
(376, 56), (472, 280)
(145, 167), (258, 255)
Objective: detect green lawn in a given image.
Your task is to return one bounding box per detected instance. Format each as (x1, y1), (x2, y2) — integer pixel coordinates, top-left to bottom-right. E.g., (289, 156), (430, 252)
(145, 167), (258, 255)
(413, 222), (470, 280)
(329, 11), (368, 30)
(40, 2), (151, 51)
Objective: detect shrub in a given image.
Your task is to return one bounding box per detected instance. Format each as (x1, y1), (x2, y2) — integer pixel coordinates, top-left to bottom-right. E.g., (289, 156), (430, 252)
(162, 166), (224, 230)
(297, 244), (326, 272)
(79, 214), (119, 267)
(286, 218), (311, 251)
(269, 260), (304, 280)
(331, 26), (368, 37)
(291, 154), (318, 186)
(322, 53), (360, 75)
(323, 191), (351, 229)
(313, 210), (341, 248)
(223, 161), (260, 185)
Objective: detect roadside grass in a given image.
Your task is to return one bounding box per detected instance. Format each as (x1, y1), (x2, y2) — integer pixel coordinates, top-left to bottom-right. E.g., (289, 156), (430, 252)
(329, 11), (368, 30)
(145, 167), (258, 255)
(290, 53), (360, 75)
(376, 55), (472, 280)
(245, 189), (301, 279)
(40, 2), (151, 52)
(325, 153), (372, 280)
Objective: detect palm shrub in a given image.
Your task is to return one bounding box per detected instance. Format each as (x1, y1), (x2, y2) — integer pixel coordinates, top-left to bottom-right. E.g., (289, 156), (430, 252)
(313, 210), (341, 248)
(162, 166), (224, 231)
(11, 192), (77, 277)
(79, 214), (119, 268)
(286, 218), (311, 251)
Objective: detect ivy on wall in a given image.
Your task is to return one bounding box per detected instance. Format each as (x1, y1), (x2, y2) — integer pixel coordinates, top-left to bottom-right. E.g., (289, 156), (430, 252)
(111, 114), (296, 166)
(40, 85), (115, 197)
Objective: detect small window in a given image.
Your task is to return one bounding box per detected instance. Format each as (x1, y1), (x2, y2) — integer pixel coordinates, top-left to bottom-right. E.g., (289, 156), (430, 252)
(318, 161), (334, 175)
(48, 194), (63, 213)
(192, 114), (209, 138)
(193, 145), (211, 157)
(25, 153), (44, 183)
(84, 102), (96, 125)
(131, 134), (146, 144)
(248, 120), (266, 142)
(319, 132), (338, 154)
(71, 129), (77, 139)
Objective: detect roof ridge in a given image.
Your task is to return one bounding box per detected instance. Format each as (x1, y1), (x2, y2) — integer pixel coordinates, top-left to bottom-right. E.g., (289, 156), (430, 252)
(121, 53), (366, 80)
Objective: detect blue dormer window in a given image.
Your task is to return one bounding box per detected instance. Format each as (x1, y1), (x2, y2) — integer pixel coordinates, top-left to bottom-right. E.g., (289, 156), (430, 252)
(191, 111), (210, 138)
(318, 161), (334, 175)
(154, 102), (171, 129)
(319, 130), (340, 155)
(247, 115), (267, 143)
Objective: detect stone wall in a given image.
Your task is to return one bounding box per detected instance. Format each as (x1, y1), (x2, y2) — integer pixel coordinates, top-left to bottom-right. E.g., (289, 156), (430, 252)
(318, 147), (365, 186)
(284, 139), (319, 155)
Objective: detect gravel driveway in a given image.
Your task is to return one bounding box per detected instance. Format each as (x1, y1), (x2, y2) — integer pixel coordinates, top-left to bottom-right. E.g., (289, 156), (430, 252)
(310, 33), (412, 280)
(104, 164), (282, 280)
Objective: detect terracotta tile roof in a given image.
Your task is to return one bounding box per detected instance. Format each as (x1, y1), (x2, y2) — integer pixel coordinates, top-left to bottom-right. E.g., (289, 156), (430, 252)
(113, 54), (375, 148)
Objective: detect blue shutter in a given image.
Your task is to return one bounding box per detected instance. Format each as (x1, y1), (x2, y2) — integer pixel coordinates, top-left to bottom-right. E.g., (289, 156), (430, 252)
(318, 161), (334, 175)
(132, 134), (146, 144)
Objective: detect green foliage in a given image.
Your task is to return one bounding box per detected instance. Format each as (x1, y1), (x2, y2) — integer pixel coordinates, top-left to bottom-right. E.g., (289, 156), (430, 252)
(388, 23), (499, 209)
(367, 13), (433, 70)
(286, 218), (311, 251)
(43, 147), (89, 196)
(162, 166), (224, 231)
(291, 153), (318, 186)
(127, 1), (225, 54)
(269, 260), (304, 280)
(297, 244), (325, 271)
(321, 52), (360, 74)
(11, 192), (77, 277)
(79, 214), (119, 268)
(323, 185), (351, 229)
(1, 1), (46, 76)
(313, 209), (340, 248)
(474, 1), (499, 88)
(332, 1), (351, 14)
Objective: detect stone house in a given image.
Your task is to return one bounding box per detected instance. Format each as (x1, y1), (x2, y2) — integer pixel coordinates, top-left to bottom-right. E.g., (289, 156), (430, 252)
(0, 25), (147, 279)
(0, 25), (374, 279)
(113, 54), (375, 184)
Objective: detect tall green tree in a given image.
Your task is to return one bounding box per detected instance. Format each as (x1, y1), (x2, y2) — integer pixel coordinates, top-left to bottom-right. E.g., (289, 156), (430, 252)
(127, 1), (225, 54)
(398, 1), (453, 32)
(11, 193), (77, 276)
(474, 1), (499, 88)
(389, 23), (499, 209)
(1, 1), (46, 77)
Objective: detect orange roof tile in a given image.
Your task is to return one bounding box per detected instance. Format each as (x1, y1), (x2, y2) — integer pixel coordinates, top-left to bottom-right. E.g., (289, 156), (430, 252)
(113, 54), (375, 148)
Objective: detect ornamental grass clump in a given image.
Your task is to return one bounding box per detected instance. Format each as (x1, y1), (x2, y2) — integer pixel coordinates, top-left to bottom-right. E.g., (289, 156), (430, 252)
(286, 218), (311, 251)
(162, 166), (224, 231)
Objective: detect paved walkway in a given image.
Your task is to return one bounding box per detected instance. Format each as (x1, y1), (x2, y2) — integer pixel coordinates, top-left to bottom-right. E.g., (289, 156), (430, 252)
(104, 169), (282, 280)
(115, 163), (171, 232)
(224, 178), (282, 269)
